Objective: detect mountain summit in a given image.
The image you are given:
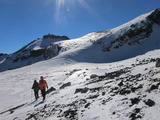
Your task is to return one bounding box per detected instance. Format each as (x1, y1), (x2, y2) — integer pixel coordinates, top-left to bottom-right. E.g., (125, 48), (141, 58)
(0, 8), (160, 72)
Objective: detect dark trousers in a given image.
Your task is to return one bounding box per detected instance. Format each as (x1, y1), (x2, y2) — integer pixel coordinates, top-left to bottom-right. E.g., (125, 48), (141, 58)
(41, 89), (46, 101)
(34, 90), (39, 100)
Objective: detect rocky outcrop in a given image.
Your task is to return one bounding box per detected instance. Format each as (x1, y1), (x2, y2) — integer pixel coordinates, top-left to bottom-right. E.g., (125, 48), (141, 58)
(30, 49), (45, 57)
(155, 58), (160, 67)
(103, 20), (153, 52)
(75, 87), (89, 94)
(43, 34), (69, 40)
(44, 44), (61, 59)
(148, 8), (160, 24)
(102, 9), (160, 53)
(60, 82), (71, 89)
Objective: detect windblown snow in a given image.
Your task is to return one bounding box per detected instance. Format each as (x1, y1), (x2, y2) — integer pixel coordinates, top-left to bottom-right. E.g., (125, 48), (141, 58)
(0, 8), (160, 120)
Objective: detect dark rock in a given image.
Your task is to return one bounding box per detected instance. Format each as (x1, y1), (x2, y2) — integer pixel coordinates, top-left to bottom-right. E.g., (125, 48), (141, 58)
(148, 8), (160, 24)
(150, 58), (156, 62)
(60, 82), (71, 89)
(129, 108), (142, 120)
(102, 92), (105, 96)
(27, 113), (37, 119)
(144, 99), (155, 107)
(130, 112), (142, 120)
(63, 109), (77, 119)
(112, 112), (116, 115)
(79, 99), (87, 105)
(150, 84), (158, 91)
(103, 17), (153, 52)
(134, 108), (141, 114)
(90, 74), (98, 79)
(43, 34), (69, 40)
(131, 84), (143, 92)
(98, 75), (107, 80)
(119, 88), (131, 95)
(155, 58), (160, 67)
(46, 87), (56, 94)
(118, 80), (123, 87)
(130, 112), (137, 120)
(44, 44), (60, 59)
(130, 98), (141, 105)
(75, 87), (89, 94)
(84, 103), (91, 108)
(30, 49), (44, 57)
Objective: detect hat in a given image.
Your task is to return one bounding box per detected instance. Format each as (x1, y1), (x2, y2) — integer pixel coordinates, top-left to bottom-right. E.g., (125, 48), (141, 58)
(40, 76), (44, 80)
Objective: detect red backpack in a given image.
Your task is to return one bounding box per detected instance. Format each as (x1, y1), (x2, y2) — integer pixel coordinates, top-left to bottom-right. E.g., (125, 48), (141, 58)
(39, 80), (47, 90)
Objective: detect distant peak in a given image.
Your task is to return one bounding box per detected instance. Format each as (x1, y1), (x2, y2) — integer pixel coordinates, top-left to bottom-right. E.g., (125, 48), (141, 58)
(43, 34), (69, 40)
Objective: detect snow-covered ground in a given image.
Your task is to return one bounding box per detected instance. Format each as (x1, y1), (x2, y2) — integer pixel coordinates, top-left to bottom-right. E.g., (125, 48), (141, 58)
(0, 49), (160, 120)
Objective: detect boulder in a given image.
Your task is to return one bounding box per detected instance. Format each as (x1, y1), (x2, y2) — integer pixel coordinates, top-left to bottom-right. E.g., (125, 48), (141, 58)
(46, 87), (56, 94)
(75, 87), (89, 94)
(60, 82), (71, 89)
(144, 99), (155, 107)
(155, 58), (160, 67)
(90, 74), (98, 79)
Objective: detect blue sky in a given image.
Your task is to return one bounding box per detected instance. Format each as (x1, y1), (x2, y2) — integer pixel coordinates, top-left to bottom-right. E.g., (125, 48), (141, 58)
(0, 0), (160, 54)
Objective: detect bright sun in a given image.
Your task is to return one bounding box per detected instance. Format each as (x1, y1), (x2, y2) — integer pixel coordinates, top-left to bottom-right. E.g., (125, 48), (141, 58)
(53, 0), (96, 21)
(43, 0), (97, 26)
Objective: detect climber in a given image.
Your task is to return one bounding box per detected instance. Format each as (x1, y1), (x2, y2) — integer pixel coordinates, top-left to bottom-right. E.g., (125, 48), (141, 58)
(32, 80), (39, 100)
(38, 76), (48, 101)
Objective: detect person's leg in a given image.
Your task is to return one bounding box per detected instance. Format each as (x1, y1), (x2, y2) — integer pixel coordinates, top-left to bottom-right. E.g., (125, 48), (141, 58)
(34, 90), (37, 100)
(42, 89), (46, 101)
(43, 89), (46, 100)
(35, 91), (38, 100)
(41, 90), (43, 99)
(37, 90), (39, 98)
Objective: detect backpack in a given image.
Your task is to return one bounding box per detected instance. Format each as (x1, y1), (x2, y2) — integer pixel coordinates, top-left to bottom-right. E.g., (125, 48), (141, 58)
(39, 80), (47, 90)
(32, 81), (39, 91)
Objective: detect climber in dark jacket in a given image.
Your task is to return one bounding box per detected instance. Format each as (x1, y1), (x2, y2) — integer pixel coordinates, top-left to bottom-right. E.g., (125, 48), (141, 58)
(32, 80), (39, 100)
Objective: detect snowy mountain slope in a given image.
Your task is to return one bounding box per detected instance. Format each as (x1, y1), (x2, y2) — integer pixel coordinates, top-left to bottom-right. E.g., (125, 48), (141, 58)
(0, 34), (69, 72)
(0, 8), (160, 120)
(0, 49), (160, 120)
(0, 9), (160, 72)
(54, 8), (160, 63)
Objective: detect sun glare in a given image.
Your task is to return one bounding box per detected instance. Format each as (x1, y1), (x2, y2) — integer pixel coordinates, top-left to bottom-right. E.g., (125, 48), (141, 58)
(54, 0), (96, 19)
(56, 0), (65, 8)
(43, 0), (98, 28)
